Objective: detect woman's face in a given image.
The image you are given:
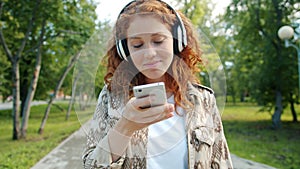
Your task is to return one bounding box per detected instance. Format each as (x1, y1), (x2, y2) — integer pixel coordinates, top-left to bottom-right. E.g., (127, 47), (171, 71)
(127, 16), (173, 83)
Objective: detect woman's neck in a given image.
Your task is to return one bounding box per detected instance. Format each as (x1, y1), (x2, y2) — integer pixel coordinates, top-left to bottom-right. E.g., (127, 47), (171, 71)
(145, 78), (164, 84)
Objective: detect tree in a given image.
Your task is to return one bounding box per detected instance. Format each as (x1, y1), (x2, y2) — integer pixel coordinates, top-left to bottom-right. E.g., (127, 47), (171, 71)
(37, 0), (97, 134)
(71, 21), (112, 126)
(176, 0), (228, 111)
(38, 51), (81, 134)
(20, 19), (46, 138)
(178, 0), (211, 25)
(0, 0), (97, 139)
(224, 0), (299, 128)
(0, 0), (44, 139)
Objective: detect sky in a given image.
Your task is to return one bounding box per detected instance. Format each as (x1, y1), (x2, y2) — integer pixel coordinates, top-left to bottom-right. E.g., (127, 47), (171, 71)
(95, 0), (231, 23)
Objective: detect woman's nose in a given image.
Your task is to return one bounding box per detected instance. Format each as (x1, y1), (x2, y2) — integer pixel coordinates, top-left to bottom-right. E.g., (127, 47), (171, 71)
(143, 44), (157, 58)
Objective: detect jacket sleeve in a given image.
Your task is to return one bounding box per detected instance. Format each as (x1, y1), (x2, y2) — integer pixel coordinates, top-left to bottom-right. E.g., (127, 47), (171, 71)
(209, 93), (233, 169)
(82, 86), (125, 169)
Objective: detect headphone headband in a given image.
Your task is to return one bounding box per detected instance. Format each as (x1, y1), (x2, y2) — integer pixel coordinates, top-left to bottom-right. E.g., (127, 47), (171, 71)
(115, 0), (187, 61)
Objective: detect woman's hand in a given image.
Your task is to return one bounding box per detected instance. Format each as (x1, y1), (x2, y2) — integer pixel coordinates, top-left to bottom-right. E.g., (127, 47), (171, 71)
(114, 95), (174, 136)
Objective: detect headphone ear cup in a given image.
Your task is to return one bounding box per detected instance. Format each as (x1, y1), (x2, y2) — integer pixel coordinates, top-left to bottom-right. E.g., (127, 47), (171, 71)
(173, 24), (183, 54)
(116, 39), (129, 61)
(176, 25), (184, 52)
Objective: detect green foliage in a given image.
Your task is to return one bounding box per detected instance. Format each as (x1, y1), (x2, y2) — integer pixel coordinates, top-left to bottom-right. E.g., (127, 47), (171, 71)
(178, 0), (211, 27)
(94, 21), (113, 96)
(0, 50), (10, 100)
(0, 0), (98, 101)
(223, 0), (299, 111)
(71, 20), (112, 103)
(34, 0), (98, 100)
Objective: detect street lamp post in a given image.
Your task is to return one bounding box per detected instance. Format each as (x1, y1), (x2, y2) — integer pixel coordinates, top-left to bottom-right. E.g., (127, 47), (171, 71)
(278, 23), (300, 96)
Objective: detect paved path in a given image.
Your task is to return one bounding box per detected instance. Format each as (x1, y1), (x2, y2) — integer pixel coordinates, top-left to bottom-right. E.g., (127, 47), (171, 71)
(31, 123), (277, 169)
(0, 101), (47, 110)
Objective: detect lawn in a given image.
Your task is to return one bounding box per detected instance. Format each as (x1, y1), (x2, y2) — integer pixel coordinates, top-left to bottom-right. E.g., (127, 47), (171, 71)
(222, 102), (300, 169)
(0, 101), (299, 169)
(0, 102), (94, 169)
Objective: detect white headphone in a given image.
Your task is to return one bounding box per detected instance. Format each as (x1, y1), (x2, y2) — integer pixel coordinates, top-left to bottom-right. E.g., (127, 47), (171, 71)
(115, 0), (187, 61)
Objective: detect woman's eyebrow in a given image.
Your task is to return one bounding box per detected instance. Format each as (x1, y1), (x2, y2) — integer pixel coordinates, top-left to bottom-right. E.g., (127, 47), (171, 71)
(128, 32), (170, 39)
(151, 32), (173, 39)
(128, 36), (141, 40)
(151, 33), (167, 37)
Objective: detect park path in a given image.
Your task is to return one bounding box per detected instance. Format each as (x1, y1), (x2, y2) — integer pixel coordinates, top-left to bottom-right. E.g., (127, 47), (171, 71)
(31, 122), (277, 169)
(0, 101), (47, 110)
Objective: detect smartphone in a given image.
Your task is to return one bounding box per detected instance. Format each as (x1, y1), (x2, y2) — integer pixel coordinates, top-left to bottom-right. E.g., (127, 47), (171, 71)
(133, 82), (167, 108)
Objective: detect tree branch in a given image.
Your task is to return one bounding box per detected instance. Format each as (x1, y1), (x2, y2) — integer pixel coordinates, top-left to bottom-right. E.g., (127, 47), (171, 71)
(59, 29), (82, 35)
(0, 2), (13, 62)
(0, 1), (3, 17)
(16, 0), (42, 59)
(24, 37), (47, 55)
(24, 31), (63, 55)
(254, 0), (278, 48)
(0, 29), (13, 62)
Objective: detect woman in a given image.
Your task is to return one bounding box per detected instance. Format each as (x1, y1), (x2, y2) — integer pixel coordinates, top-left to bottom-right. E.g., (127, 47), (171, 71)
(82, 0), (233, 168)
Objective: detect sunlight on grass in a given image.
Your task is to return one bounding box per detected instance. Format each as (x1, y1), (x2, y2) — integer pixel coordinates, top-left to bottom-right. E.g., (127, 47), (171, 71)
(222, 103), (300, 169)
(0, 102), (93, 169)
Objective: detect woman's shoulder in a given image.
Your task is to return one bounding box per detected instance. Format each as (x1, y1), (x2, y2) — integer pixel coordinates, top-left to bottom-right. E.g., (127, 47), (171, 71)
(188, 82), (214, 95)
(97, 85), (109, 102)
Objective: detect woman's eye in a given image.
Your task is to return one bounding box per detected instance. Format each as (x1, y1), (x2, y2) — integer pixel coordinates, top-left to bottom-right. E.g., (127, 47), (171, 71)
(133, 43), (143, 48)
(153, 36), (166, 45)
(154, 40), (163, 44)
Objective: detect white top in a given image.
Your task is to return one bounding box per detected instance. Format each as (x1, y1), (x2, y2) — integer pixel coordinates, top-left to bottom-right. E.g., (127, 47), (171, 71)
(147, 95), (188, 169)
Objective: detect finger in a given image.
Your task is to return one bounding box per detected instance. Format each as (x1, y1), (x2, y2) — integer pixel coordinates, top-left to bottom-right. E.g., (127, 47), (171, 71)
(123, 98), (154, 124)
(131, 96), (153, 109)
(141, 104), (175, 122)
(141, 103), (173, 116)
(153, 103), (174, 114)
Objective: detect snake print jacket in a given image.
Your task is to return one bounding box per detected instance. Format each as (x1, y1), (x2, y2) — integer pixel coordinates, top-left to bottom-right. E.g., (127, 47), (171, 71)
(82, 83), (233, 169)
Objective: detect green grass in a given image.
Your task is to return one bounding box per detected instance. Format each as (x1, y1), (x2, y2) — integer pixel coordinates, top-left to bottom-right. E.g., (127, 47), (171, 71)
(1, 101), (299, 169)
(0, 102), (94, 169)
(222, 102), (300, 169)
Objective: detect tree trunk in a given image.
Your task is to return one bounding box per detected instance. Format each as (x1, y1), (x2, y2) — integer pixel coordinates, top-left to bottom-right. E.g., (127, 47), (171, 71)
(38, 52), (80, 134)
(20, 19), (45, 138)
(272, 90), (283, 129)
(66, 93), (74, 121)
(290, 101), (298, 123)
(231, 88), (236, 105)
(12, 60), (21, 140)
(0, 5), (21, 140)
(66, 72), (80, 120)
(20, 79), (28, 118)
(38, 98), (53, 134)
(289, 92), (298, 123)
(79, 91), (86, 111)
(86, 91), (94, 108)
(20, 64), (41, 138)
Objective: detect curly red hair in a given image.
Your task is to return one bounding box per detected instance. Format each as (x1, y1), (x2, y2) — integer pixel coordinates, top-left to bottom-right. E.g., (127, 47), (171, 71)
(103, 0), (203, 109)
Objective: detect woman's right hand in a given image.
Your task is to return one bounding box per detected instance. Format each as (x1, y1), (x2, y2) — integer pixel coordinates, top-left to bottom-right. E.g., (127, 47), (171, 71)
(114, 96), (174, 137)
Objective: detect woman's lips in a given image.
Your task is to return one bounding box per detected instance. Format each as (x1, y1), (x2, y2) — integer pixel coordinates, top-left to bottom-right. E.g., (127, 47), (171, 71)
(144, 60), (161, 68)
